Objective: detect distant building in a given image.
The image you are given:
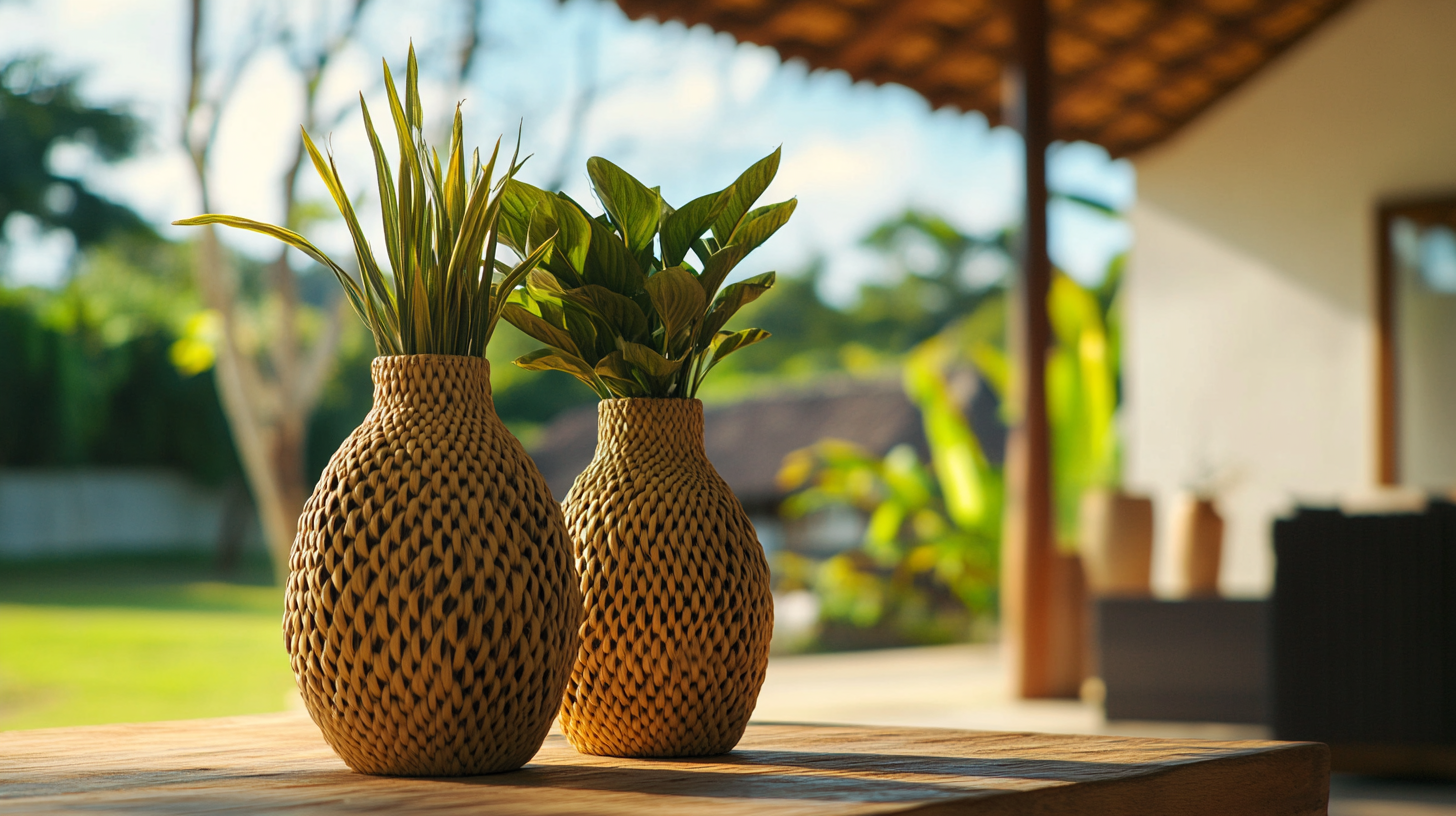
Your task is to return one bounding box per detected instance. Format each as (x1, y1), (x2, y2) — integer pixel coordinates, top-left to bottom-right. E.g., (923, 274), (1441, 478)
(529, 375), (1005, 557)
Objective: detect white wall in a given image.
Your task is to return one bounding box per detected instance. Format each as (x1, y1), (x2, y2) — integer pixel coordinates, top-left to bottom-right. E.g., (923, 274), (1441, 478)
(0, 469), (251, 558)
(1125, 0), (1456, 596)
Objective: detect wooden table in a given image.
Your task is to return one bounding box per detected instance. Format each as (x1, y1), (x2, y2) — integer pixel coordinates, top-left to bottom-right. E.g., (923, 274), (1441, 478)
(1, 711), (1328, 814)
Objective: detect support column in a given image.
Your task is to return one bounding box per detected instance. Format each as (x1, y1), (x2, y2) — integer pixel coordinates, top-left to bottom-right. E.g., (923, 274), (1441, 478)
(1002, 0), (1082, 699)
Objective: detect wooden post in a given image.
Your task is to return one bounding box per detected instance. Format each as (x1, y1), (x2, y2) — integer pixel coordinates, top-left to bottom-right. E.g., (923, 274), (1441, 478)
(1003, 0), (1077, 699)
(1374, 205), (1398, 486)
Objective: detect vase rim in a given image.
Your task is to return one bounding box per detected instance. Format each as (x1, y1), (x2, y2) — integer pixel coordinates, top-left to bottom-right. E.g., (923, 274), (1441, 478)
(598, 396), (701, 404)
(371, 353), (490, 363)
(369, 353), (494, 409)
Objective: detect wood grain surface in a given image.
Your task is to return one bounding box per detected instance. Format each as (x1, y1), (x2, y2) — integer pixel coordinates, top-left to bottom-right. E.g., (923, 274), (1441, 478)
(0, 711), (1328, 814)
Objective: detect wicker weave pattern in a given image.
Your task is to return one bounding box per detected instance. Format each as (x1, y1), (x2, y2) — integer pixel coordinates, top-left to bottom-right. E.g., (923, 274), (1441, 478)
(284, 355), (581, 776)
(559, 398), (773, 757)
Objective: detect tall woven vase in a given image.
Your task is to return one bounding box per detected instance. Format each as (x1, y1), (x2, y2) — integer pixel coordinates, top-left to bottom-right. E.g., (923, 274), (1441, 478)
(559, 398), (773, 757)
(284, 355), (581, 776)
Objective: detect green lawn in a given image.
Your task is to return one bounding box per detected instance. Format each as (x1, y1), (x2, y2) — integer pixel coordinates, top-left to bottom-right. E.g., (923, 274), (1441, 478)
(0, 553), (296, 731)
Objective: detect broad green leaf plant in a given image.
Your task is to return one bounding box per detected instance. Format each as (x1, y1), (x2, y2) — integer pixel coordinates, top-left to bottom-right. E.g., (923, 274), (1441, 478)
(494, 149), (795, 398)
(174, 46), (555, 358)
(962, 265), (1123, 546)
(777, 337), (1002, 635)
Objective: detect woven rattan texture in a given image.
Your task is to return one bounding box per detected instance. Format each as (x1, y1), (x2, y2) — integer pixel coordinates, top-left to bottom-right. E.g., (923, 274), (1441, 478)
(285, 355), (581, 776)
(559, 399), (774, 757)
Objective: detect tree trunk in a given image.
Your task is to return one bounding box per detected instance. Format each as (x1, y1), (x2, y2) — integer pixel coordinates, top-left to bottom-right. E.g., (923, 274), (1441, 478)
(193, 226), (297, 584)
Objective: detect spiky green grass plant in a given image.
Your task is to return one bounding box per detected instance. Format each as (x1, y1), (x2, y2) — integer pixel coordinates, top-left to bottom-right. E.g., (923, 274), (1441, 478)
(496, 149), (795, 398)
(174, 46), (553, 357)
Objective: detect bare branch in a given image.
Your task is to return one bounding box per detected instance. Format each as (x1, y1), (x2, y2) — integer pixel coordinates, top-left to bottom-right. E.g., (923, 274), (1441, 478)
(297, 299), (348, 413)
(458, 0), (486, 84)
(543, 14), (601, 192)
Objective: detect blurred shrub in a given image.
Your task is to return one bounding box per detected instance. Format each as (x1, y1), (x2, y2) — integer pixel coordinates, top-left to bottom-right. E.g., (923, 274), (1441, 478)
(966, 264), (1124, 546)
(777, 332), (1003, 643)
(0, 57), (154, 247)
(0, 241), (240, 484)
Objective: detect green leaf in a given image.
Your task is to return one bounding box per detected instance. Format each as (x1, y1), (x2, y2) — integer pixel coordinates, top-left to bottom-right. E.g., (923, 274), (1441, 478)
(175, 45), (533, 359)
(661, 187), (734, 267)
(593, 351), (647, 397)
(701, 271), (775, 339)
(404, 44), (423, 130)
(903, 346), (992, 531)
(524, 268), (570, 303)
(298, 129), (399, 342)
(172, 213), (390, 351)
(866, 501), (906, 548)
(644, 266), (706, 351)
(498, 182), (589, 286)
(620, 340), (683, 378)
(698, 200), (794, 300)
(711, 147), (781, 245)
(587, 157), (661, 257)
(561, 305), (605, 364)
(487, 229), (555, 341)
(581, 216), (644, 295)
(515, 348), (610, 397)
(697, 244), (748, 303)
(568, 285), (651, 343)
(549, 193), (595, 276)
(357, 96), (400, 278)
(498, 179), (549, 254)
(704, 327), (770, 374)
(501, 303), (580, 357)
(733, 199), (797, 254)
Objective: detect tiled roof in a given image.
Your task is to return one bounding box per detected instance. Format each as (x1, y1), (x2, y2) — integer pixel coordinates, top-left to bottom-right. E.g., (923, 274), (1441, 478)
(529, 377), (1007, 509)
(615, 0), (1354, 156)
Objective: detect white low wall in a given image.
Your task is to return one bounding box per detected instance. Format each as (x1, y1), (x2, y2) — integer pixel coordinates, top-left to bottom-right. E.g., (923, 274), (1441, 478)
(0, 469), (252, 558)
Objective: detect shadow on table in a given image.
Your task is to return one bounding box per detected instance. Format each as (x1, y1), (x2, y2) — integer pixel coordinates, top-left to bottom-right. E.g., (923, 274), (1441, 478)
(448, 749), (1162, 804)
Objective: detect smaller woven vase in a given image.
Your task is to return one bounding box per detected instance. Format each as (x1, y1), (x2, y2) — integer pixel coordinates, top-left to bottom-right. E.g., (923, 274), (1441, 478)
(285, 355), (581, 776)
(560, 398), (773, 757)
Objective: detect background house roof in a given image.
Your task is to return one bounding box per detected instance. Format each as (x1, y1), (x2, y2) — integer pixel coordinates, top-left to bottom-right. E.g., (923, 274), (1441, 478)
(614, 0), (1354, 156)
(529, 377), (1007, 510)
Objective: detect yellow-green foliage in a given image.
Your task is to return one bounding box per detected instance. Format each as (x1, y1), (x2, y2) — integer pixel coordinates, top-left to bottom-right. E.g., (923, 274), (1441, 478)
(175, 45), (554, 358)
(777, 338), (1002, 633)
(967, 268), (1123, 546)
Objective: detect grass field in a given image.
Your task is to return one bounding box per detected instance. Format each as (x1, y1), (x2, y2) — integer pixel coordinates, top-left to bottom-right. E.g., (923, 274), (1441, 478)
(0, 553), (296, 731)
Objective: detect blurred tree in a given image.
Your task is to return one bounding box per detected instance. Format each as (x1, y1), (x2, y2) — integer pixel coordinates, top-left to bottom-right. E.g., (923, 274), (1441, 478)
(0, 239), (240, 484)
(699, 209), (1017, 391)
(860, 210), (1012, 333)
(771, 259), (1123, 643)
(180, 0), (487, 581)
(0, 58), (154, 265)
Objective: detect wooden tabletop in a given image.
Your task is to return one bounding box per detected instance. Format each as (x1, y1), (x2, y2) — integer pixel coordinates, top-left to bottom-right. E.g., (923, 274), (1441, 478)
(1, 711), (1328, 815)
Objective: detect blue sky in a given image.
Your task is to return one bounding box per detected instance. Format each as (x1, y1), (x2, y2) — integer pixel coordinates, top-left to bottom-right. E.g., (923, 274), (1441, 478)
(0, 0), (1134, 304)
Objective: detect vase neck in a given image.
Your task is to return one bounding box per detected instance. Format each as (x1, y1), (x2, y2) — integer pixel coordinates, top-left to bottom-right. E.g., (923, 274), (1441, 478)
(371, 355), (493, 416)
(596, 398), (704, 457)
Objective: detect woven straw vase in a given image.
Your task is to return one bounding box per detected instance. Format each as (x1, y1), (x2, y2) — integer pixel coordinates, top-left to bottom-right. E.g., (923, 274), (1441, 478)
(559, 398), (773, 757)
(284, 355), (581, 776)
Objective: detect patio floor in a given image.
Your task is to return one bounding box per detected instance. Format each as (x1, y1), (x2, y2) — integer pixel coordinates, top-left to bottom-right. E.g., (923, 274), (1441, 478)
(752, 644), (1456, 816)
